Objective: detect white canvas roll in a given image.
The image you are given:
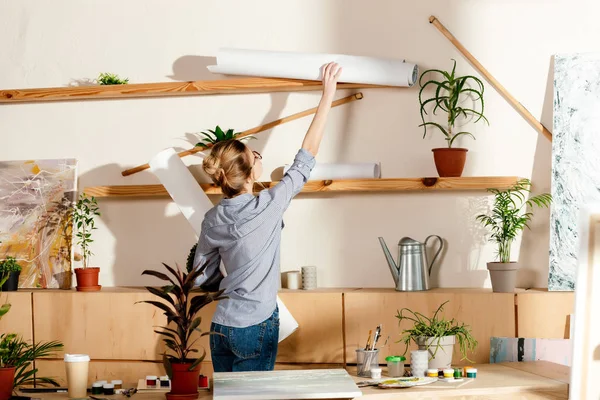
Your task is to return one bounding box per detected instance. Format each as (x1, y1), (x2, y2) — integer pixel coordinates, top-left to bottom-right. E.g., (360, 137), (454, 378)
(208, 48), (418, 87)
(149, 148), (299, 342)
(283, 162), (381, 180)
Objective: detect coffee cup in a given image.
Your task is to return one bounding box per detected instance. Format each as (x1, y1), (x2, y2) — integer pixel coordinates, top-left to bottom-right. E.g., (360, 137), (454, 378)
(64, 354), (90, 398)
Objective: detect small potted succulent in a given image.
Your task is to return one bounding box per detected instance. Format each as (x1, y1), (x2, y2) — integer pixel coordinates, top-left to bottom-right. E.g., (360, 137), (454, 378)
(477, 178), (552, 292)
(96, 72), (129, 85)
(0, 258), (21, 292)
(138, 260), (225, 400)
(418, 59), (489, 177)
(396, 301), (477, 369)
(73, 193), (101, 291)
(0, 332), (63, 399)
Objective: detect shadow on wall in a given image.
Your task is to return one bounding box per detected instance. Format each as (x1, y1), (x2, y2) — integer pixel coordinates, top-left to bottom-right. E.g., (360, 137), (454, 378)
(516, 56), (555, 289)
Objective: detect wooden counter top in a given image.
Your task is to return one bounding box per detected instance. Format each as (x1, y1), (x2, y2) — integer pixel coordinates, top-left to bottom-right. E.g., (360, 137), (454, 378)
(19, 362), (569, 399)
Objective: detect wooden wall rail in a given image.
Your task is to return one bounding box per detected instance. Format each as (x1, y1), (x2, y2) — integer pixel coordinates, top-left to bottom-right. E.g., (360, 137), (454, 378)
(1, 288), (574, 386)
(0, 78), (389, 104)
(84, 177), (522, 198)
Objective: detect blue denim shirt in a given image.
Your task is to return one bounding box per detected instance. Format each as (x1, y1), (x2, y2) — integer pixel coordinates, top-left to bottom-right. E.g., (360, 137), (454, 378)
(193, 149), (315, 328)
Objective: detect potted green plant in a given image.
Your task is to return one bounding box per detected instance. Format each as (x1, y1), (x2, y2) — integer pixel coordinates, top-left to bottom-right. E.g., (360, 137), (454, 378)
(0, 258), (21, 292)
(138, 261), (225, 400)
(396, 301), (477, 369)
(418, 59), (489, 177)
(0, 333), (63, 400)
(476, 178), (552, 292)
(195, 125), (255, 148)
(96, 72), (129, 85)
(73, 193), (101, 291)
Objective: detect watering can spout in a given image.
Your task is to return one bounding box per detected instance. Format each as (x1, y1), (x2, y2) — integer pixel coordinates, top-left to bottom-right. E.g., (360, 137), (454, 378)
(378, 237), (399, 286)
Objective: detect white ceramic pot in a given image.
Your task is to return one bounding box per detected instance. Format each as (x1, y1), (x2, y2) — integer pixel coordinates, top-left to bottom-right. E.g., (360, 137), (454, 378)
(417, 335), (455, 369)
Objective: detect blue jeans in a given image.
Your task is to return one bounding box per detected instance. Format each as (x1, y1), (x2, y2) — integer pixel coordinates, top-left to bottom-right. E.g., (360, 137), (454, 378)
(210, 307), (279, 372)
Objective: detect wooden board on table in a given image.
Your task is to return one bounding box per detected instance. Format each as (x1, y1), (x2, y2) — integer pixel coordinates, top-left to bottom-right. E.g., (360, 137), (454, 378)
(516, 290), (575, 339)
(276, 292), (344, 364)
(344, 289), (516, 365)
(0, 292), (33, 341)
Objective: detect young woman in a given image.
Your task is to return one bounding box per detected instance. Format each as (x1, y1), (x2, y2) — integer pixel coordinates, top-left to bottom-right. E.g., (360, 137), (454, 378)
(192, 62), (342, 372)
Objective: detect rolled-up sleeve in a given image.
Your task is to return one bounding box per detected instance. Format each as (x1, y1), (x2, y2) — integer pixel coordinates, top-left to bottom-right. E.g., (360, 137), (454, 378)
(269, 149), (316, 210)
(193, 229), (222, 291)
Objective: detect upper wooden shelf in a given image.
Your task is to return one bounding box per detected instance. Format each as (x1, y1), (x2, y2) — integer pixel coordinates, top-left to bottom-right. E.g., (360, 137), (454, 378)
(0, 77), (390, 104)
(83, 176), (520, 198)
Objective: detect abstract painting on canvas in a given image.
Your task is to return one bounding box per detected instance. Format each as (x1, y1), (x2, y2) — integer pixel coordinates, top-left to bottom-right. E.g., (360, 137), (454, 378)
(0, 159), (77, 288)
(550, 52), (600, 290)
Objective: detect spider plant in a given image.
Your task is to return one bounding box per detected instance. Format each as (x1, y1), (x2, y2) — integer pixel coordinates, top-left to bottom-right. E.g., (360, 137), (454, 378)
(396, 301), (477, 362)
(419, 59), (489, 147)
(97, 72), (129, 85)
(137, 261), (226, 376)
(195, 125), (255, 148)
(0, 333), (64, 388)
(477, 178), (552, 263)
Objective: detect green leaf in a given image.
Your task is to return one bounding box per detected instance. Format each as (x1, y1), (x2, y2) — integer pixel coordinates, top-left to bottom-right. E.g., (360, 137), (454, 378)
(448, 131), (476, 146)
(0, 303), (11, 320)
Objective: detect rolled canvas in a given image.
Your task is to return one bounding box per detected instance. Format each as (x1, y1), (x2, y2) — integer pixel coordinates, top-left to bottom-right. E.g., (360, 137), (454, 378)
(149, 148), (299, 342)
(208, 48), (418, 87)
(283, 162), (381, 180)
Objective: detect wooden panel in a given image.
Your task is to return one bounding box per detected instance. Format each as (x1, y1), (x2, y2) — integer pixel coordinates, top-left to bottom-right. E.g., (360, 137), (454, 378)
(0, 78), (385, 103)
(276, 292), (344, 363)
(0, 292), (33, 341)
(344, 289), (515, 365)
(33, 291), (168, 360)
(516, 291), (575, 338)
(84, 177), (522, 198)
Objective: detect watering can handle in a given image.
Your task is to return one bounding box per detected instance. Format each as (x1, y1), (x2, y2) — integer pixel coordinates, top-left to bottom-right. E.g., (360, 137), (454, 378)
(424, 235), (444, 276)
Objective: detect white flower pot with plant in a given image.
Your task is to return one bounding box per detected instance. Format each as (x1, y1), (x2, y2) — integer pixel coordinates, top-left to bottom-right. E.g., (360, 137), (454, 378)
(73, 193), (101, 292)
(477, 179), (552, 292)
(396, 301), (477, 370)
(418, 59), (489, 177)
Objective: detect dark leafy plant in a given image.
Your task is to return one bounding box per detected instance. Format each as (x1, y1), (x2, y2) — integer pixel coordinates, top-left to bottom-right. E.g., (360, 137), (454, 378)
(476, 178), (552, 263)
(97, 72), (129, 85)
(137, 261), (226, 376)
(73, 193), (101, 269)
(419, 59), (489, 148)
(396, 301), (477, 362)
(195, 125), (255, 148)
(186, 243), (197, 274)
(0, 257), (22, 273)
(0, 333), (64, 388)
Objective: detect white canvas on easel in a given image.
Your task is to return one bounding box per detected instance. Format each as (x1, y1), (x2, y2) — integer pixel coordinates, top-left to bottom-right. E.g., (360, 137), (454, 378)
(569, 204), (600, 399)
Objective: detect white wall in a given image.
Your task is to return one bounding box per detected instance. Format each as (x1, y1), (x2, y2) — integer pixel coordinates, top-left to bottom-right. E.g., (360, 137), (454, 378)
(1, 0), (598, 289)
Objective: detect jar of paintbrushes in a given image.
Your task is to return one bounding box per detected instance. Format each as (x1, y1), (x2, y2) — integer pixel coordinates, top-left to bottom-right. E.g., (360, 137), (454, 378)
(356, 325), (384, 377)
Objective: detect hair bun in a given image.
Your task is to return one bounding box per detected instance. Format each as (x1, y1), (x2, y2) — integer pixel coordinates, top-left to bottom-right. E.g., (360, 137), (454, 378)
(214, 167), (228, 187)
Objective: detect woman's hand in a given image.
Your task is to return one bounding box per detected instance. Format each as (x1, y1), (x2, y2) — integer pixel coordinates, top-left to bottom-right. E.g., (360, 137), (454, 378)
(322, 62), (342, 98)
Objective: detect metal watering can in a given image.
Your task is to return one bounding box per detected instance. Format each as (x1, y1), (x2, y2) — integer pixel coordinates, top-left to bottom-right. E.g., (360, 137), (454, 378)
(378, 235), (444, 291)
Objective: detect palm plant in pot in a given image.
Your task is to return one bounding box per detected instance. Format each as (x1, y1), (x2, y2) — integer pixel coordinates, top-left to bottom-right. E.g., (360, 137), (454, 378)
(0, 333), (64, 399)
(73, 193), (101, 291)
(138, 261), (225, 400)
(0, 257), (21, 292)
(418, 59), (489, 177)
(476, 178), (552, 292)
(396, 301), (477, 369)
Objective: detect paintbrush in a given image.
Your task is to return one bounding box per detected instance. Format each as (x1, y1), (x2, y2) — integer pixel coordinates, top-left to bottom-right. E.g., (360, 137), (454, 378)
(364, 330), (372, 350)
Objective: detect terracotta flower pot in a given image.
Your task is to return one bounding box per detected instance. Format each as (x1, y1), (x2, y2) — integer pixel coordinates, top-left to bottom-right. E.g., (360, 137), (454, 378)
(74, 267), (101, 292)
(432, 148), (468, 177)
(167, 362), (200, 399)
(487, 262), (518, 293)
(0, 366), (16, 400)
(1, 271), (20, 291)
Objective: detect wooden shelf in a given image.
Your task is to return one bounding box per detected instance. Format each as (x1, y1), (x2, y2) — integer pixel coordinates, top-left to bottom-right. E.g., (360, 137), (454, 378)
(0, 77), (390, 103)
(83, 176), (520, 198)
